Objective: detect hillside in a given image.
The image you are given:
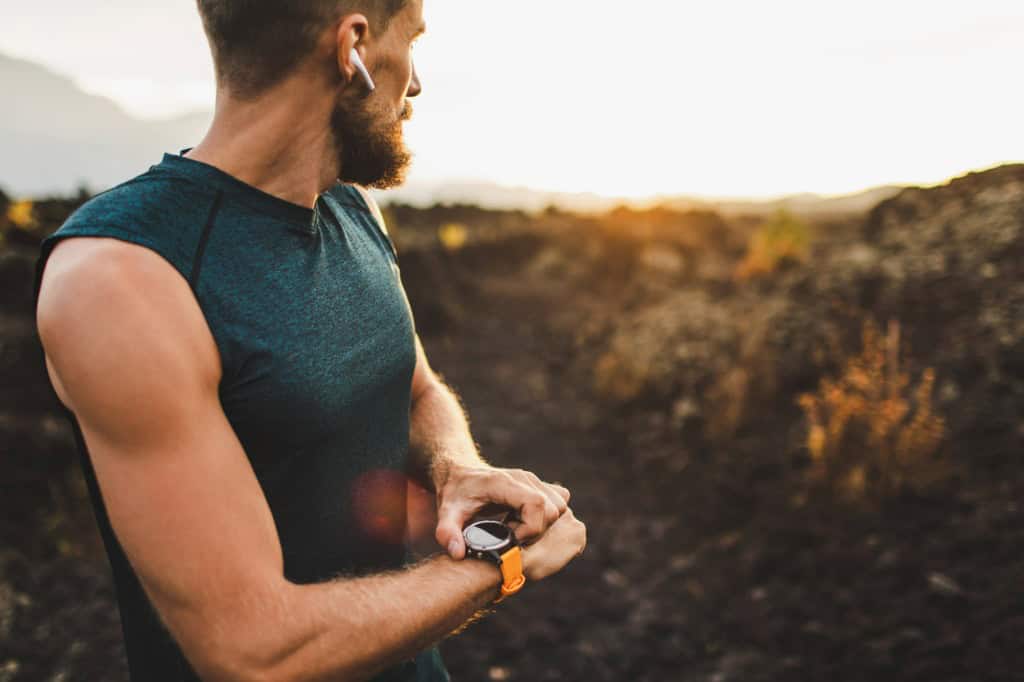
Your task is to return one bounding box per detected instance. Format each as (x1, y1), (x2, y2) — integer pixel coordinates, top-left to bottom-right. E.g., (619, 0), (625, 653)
(0, 52), (211, 197)
(1, 163), (1021, 680)
(3, 51), (907, 215)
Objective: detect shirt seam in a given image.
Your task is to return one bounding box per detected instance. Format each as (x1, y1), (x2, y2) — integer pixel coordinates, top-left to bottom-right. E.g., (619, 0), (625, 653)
(189, 190), (224, 291)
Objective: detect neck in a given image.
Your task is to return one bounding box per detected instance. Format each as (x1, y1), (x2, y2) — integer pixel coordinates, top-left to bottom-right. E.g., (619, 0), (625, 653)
(185, 79), (340, 210)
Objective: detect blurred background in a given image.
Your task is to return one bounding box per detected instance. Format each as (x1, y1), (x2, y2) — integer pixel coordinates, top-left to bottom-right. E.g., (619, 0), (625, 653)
(2, 1), (1023, 681)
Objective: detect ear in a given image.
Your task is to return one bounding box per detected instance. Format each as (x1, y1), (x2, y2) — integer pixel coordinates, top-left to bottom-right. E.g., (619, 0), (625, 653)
(336, 13), (370, 84)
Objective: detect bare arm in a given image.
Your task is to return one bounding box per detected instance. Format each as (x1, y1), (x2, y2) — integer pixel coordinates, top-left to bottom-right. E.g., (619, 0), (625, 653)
(407, 335), (487, 489)
(37, 237), (585, 682)
(408, 309), (580, 560)
(353, 183), (576, 560)
(348, 185), (483, 493)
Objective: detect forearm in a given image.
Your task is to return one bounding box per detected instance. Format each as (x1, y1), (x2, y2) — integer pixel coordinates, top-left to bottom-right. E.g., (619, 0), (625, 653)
(408, 380), (488, 491)
(218, 553), (503, 682)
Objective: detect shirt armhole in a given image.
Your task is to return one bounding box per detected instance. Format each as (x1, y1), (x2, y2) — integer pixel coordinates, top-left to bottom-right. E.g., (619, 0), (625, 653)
(351, 185), (390, 238)
(349, 184), (400, 262)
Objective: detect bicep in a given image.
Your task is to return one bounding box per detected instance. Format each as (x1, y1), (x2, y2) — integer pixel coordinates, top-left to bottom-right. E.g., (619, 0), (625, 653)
(37, 239), (284, 668)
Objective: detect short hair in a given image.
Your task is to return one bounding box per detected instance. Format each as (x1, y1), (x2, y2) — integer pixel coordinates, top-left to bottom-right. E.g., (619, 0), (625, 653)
(196, 1), (407, 100)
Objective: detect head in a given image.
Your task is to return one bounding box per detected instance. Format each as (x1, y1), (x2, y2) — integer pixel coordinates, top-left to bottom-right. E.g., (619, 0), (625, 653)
(195, 0), (425, 188)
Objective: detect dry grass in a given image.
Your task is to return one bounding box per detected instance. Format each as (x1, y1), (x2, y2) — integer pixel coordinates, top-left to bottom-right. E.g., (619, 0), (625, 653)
(798, 319), (948, 498)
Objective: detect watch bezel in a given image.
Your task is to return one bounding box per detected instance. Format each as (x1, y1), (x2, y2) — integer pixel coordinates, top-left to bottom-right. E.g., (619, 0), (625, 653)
(463, 519), (516, 555)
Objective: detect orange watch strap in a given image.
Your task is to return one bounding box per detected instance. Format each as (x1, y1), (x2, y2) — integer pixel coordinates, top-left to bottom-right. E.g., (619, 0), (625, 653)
(494, 545), (526, 603)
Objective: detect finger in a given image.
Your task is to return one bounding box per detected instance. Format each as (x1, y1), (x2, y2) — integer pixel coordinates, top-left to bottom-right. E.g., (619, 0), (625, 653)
(544, 483), (570, 512)
(435, 503), (471, 560)
(550, 483), (571, 504)
(474, 471), (552, 526)
(575, 516), (587, 556)
(536, 484), (565, 521)
(520, 471), (569, 517)
(512, 486), (556, 543)
(463, 471), (560, 541)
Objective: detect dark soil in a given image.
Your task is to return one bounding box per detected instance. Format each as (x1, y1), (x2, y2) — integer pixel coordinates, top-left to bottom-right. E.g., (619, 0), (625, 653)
(3, 169), (1023, 681)
(421, 259), (1024, 682)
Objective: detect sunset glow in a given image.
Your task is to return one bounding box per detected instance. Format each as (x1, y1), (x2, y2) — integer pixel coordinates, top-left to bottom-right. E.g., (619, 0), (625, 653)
(4, 0), (1022, 199)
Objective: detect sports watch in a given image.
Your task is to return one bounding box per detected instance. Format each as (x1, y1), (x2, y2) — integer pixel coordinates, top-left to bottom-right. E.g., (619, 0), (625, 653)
(462, 519), (526, 603)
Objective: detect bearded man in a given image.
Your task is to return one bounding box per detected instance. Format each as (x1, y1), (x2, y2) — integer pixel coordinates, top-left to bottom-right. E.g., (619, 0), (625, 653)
(32, 1), (586, 680)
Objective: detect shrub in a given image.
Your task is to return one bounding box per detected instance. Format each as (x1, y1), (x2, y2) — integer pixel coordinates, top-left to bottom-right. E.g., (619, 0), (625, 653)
(593, 350), (650, 403)
(734, 208), (811, 280)
(438, 222), (469, 251)
(6, 199), (37, 230)
(797, 319), (948, 498)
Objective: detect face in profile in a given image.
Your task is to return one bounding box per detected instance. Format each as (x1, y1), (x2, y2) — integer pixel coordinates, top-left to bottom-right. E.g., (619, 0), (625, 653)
(330, 1), (424, 189)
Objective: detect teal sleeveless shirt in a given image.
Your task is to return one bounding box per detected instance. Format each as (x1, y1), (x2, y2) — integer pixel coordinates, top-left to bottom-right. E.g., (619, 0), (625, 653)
(32, 150), (450, 682)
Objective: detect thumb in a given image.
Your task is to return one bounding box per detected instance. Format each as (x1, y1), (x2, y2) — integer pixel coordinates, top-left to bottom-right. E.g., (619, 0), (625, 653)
(435, 504), (468, 560)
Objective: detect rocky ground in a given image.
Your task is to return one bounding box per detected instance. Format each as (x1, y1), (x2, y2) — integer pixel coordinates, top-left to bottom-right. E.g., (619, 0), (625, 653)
(429, 290), (1023, 681)
(408, 188), (1024, 680)
(1, 166), (1022, 681)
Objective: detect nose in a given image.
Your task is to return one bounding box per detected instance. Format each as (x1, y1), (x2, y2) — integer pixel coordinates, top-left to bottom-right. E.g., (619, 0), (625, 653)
(407, 60), (422, 98)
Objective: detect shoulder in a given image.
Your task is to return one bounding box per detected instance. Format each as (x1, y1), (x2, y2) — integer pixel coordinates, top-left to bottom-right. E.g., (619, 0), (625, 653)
(57, 172), (217, 241)
(41, 173), (222, 288)
(37, 237), (221, 414)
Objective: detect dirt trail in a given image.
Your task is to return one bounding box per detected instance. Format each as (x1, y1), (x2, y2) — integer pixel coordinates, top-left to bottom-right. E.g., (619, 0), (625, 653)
(424, 272), (710, 682)
(4, 207), (1021, 681)
(424, 264), (1024, 682)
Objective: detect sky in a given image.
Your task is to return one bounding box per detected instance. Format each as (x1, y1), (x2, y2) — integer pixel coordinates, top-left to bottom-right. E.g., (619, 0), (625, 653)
(3, 0), (1023, 199)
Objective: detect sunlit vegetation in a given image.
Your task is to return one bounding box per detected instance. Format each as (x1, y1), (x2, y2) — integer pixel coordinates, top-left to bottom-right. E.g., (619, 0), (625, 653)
(5, 163), (1023, 679)
(798, 319), (948, 498)
(592, 350), (649, 403)
(437, 222), (469, 251)
(6, 199), (37, 230)
(734, 209), (812, 281)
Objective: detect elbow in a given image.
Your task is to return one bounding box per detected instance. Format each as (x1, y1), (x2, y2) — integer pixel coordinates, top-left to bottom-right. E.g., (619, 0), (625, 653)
(197, 652), (369, 682)
(188, 637), (287, 682)
(177, 603), (305, 682)
(167, 579), (374, 682)
(184, 611), (368, 682)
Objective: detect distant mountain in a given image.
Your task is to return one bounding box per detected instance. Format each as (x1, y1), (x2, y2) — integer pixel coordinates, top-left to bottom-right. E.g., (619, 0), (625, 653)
(661, 186), (905, 218)
(2, 51), (903, 216)
(380, 182), (903, 218)
(1, 52), (211, 197)
(378, 180), (627, 214)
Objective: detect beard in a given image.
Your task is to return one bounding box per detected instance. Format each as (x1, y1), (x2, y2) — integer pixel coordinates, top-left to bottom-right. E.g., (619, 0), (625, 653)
(331, 96), (414, 190)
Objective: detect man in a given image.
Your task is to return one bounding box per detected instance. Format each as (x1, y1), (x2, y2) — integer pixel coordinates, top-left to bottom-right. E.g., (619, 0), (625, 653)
(32, 1), (586, 680)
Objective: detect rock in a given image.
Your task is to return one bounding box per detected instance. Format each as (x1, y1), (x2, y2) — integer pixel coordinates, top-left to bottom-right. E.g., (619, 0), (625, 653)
(927, 572), (963, 596)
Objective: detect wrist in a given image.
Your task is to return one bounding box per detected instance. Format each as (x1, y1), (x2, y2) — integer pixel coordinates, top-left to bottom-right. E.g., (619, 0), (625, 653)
(447, 550), (504, 600)
(520, 544), (537, 581)
(462, 520), (527, 603)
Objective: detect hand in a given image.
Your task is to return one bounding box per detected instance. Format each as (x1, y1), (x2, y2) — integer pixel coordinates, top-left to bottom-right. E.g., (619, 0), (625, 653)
(520, 507), (587, 581)
(434, 462), (571, 559)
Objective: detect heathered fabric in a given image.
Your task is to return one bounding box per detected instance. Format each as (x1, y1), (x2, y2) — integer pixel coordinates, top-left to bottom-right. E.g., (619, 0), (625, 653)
(32, 149), (450, 682)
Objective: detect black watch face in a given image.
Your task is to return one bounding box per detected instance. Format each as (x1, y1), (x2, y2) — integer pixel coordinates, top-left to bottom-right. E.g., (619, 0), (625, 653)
(463, 520), (513, 551)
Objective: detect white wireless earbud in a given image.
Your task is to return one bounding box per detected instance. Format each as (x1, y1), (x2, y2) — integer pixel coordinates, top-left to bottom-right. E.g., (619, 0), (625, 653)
(350, 48), (375, 91)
